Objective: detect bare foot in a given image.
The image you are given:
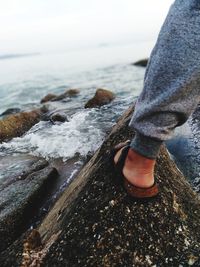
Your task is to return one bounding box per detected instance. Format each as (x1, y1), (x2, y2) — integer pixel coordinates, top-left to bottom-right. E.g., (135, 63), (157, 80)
(114, 147), (155, 188)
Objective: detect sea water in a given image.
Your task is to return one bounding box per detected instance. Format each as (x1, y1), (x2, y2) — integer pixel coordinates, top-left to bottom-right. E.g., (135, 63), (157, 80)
(0, 40), (199, 195)
(0, 41), (153, 160)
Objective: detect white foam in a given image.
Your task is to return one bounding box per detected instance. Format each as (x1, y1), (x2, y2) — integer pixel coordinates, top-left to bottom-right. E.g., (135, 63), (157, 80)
(0, 110), (105, 161)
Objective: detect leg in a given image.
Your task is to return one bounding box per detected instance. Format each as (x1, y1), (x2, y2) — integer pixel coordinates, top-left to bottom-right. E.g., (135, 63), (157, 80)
(116, 0), (200, 188)
(130, 0), (200, 158)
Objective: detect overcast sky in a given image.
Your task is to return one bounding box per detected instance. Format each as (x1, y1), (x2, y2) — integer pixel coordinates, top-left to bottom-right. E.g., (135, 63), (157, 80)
(0, 0), (174, 54)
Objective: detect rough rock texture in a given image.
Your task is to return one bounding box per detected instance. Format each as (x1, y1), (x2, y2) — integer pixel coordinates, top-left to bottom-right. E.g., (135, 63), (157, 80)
(85, 89), (115, 108)
(1, 107), (200, 267)
(0, 156), (84, 267)
(41, 89), (80, 103)
(133, 58), (149, 67)
(0, 158), (58, 253)
(24, 107), (200, 267)
(0, 109), (42, 142)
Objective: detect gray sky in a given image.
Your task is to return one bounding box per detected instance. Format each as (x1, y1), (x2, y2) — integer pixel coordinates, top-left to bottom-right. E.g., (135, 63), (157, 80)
(0, 0), (174, 54)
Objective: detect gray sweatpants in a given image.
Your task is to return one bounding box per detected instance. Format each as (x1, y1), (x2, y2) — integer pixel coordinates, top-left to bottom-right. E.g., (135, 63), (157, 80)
(129, 0), (200, 159)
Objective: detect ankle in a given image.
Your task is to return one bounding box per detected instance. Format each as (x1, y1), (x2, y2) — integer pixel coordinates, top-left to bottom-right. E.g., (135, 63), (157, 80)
(126, 148), (155, 171)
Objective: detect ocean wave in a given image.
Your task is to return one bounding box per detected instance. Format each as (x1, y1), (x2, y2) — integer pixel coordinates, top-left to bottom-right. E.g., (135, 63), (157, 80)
(0, 110), (105, 161)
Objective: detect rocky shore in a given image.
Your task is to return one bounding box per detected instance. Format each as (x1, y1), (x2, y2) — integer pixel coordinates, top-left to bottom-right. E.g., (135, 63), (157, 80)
(0, 88), (200, 266)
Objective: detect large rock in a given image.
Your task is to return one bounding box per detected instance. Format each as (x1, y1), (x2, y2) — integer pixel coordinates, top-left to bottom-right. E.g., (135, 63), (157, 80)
(85, 89), (115, 108)
(0, 156), (85, 267)
(0, 109), (42, 143)
(133, 58), (149, 67)
(0, 156), (58, 252)
(1, 107), (200, 266)
(11, 106), (199, 267)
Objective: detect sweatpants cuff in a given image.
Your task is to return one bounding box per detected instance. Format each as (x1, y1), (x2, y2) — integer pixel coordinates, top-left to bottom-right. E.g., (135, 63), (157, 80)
(130, 132), (163, 159)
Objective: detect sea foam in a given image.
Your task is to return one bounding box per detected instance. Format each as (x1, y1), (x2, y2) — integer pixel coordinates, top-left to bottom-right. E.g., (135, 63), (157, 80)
(0, 110), (105, 161)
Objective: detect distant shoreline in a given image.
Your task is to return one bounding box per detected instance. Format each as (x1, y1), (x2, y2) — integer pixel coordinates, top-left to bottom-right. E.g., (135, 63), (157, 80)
(0, 53), (40, 60)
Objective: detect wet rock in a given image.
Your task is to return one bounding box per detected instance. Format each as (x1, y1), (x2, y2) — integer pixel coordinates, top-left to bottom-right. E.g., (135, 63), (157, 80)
(37, 107), (200, 267)
(0, 234), (25, 266)
(0, 156), (85, 266)
(0, 108), (21, 117)
(85, 88), (115, 108)
(40, 105), (49, 114)
(2, 107), (200, 266)
(25, 229), (42, 250)
(133, 58), (149, 67)
(40, 89), (80, 104)
(0, 109), (42, 143)
(52, 89), (80, 102)
(51, 94), (68, 102)
(65, 89), (80, 96)
(50, 112), (69, 124)
(20, 230), (43, 267)
(0, 156), (58, 252)
(41, 108), (68, 123)
(40, 93), (57, 103)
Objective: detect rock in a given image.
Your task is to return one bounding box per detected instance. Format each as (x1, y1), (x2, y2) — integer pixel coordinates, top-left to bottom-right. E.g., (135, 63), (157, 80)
(65, 89), (80, 96)
(40, 108), (68, 123)
(2, 107), (200, 266)
(50, 112), (69, 124)
(0, 109), (42, 143)
(0, 156), (85, 266)
(85, 89), (115, 108)
(0, 156), (58, 253)
(41, 94), (57, 103)
(133, 58), (149, 67)
(51, 93), (68, 102)
(40, 89), (80, 104)
(0, 108), (21, 117)
(0, 234), (25, 266)
(40, 105), (49, 114)
(33, 106), (200, 267)
(52, 89), (80, 102)
(20, 230), (43, 267)
(25, 229), (42, 250)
